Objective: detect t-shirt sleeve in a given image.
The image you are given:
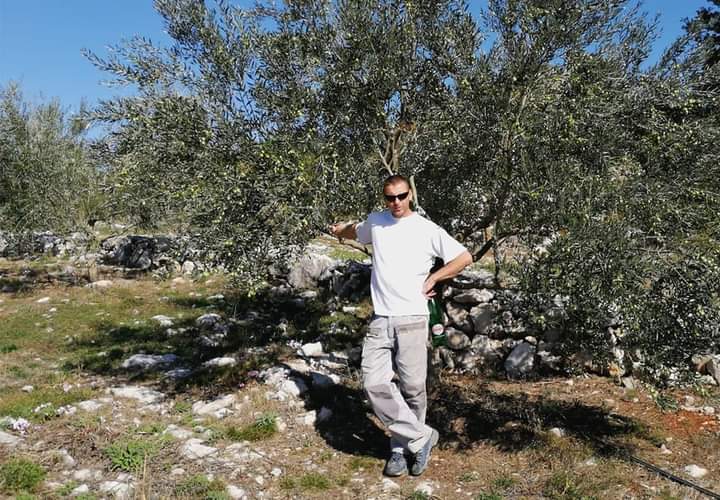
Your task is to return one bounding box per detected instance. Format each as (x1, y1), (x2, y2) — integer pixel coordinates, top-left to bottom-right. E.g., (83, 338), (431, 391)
(431, 226), (467, 262)
(355, 218), (372, 245)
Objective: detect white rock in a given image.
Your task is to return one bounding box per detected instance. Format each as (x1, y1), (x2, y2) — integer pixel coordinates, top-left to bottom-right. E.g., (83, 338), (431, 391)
(36, 297), (51, 303)
(454, 289), (494, 304)
(73, 469), (95, 481)
(121, 353), (178, 371)
(504, 342), (536, 378)
(382, 478), (400, 491)
(57, 449), (76, 467)
(181, 438), (218, 460)
(685, 465), (708, 478)
(71, 484), (90, 496)
(549, 427), (565, 438)
(0, 430), (21, 447)
(9, 417), (30, 433)
(86, 280), (114, 289)
(279, 377), (308, 397)
(297, 411), (317, 426)
(163, 424), (193, 440)
(415, 481), (434, 496)
(283, 358), (312, 374)
(108, 386), (165, 404)
(702, 406), (715, 415)
(164, 368), (192, 380)
(170, 467), (185, 476)
(77, 400), (103, 412)
(299, 342), (324, 357)
(202, 357), (237, 368)
(660, 444), (672, 454)
(192, 394), (236, 416)
(151, 315), (174, 327)
(310, 371), (340, 388)
(99, 480), (133, 499)
(227, 485), (248, 499)
(270, 468), (282, 477)
(196, 313), (224, 330)
(21, 385), (34, 392)
(254, 475), (265, 485)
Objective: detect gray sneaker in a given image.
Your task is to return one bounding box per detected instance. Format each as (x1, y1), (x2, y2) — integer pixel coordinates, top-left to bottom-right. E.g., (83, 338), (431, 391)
(383, 451), (408, 477)
(410, 429), (439, 476)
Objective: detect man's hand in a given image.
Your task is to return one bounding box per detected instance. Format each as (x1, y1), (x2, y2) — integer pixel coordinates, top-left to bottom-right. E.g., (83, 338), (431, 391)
(422, 276), (437, 299)
(329, 221), (357, 240)
(421, 251), (473, 298)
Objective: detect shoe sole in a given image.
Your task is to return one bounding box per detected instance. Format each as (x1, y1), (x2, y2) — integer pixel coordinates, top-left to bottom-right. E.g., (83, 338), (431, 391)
(410, 429), (439, 476)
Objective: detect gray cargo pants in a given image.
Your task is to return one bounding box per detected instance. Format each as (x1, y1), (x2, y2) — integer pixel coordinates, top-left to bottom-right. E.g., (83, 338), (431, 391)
(361, 314), (434, 454)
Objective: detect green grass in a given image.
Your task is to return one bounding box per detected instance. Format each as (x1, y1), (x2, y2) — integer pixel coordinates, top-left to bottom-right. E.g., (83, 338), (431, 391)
(174, 475), (228, 499)
(543, 471), (600, 500)
(104, 435), (169, 473)
(347, 455), (376, 471)
(474, 493), (503, 500)
(0, 343), (18, 354)
(0, 458), (46, 494)
(56, 480), (79, 497)
(0, 386), (95, 422)
(223, 412), (277, 442)
(280, 472), (333, 492)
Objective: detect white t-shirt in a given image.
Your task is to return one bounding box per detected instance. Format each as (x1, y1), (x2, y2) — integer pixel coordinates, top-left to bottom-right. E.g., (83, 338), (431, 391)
(355, 210), (467, 316)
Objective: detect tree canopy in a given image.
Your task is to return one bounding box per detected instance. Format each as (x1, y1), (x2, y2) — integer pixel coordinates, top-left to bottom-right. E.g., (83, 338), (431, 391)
(77, 0), (720, 375)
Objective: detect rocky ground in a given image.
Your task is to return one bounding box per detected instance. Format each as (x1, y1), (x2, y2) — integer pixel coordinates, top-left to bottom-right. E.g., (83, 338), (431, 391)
(1, 255), (719, 499)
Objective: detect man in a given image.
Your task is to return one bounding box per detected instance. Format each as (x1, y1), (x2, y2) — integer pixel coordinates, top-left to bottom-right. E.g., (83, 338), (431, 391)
(330, 175), (472, 476)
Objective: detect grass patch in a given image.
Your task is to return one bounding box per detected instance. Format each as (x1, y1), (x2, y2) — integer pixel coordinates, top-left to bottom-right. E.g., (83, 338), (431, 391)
(474, 493), (503, 500)
(104, 435), (169, 473)
(543, 471), (600, 500)
(347, 455), (376, 471)
(56, 480), (79, 496)
(0, 386), (94, 422)
(281, 471), (333, 492)
(492, 474), (517, 490)
(223, 412), (277, 442)
(0, 343), (18, 354)
(0, 458), (46, 494)
(174, 474), (228, 499)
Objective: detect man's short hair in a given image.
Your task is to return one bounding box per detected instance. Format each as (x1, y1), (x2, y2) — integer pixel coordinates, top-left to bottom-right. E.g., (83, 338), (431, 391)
(383, 174), (410, 190)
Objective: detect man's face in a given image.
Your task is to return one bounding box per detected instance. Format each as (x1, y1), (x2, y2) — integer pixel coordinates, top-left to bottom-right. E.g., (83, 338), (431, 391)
(384, 181), (412, 218)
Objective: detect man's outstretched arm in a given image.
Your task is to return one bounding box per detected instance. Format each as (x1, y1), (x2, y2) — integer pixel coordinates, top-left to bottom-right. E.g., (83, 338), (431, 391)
(329, 221), (358, 240)
(422, 251), (473, 298)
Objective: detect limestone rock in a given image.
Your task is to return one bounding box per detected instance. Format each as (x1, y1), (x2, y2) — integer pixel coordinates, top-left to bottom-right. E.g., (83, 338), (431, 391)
(684, 464), (708, 479)
(0, 430), (21, 447)
(288, 253), (338, 289)
(151, 315), (174, 327)
(192, 394), (237, 416)
(86, 280), (114, 289)
(299, 341), (324, 357)
(454, 289), (494, 305)
(108, 386), (165, 405)
(121, 353), (178, 371)
(445, 327), (471, 351)
(505, 342), (536, 379)
(202, 357), (237, 368)
(99, 480), (134, 499)
(469, 303), (495, 334)
(226, 485), (248, 499)
(445, 302), (473, 333)
(181, 439), (218, 460)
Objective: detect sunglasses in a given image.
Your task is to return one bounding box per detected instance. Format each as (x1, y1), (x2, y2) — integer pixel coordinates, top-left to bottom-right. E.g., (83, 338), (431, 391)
(384, 191), (410, 202)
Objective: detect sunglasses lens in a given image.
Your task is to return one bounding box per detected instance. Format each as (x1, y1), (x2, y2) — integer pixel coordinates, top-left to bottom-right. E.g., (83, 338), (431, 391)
(384, 191), (409, 202)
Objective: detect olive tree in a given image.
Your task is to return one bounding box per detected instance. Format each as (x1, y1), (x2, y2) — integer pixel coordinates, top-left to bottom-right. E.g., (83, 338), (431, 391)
(0, 82), (104, 233)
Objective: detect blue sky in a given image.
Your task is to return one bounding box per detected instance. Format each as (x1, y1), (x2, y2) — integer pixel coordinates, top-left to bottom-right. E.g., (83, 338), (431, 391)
(0, 0), (712, 114)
